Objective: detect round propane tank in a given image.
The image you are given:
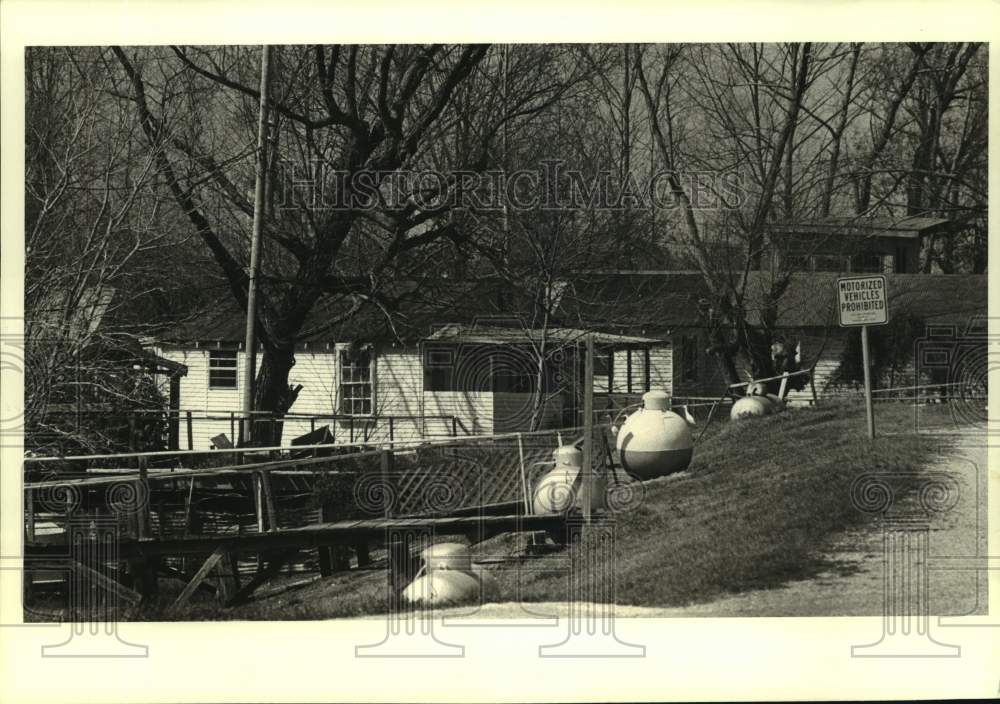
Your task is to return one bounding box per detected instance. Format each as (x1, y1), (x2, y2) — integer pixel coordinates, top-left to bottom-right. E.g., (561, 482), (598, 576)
(615, 391), (694, 480)
(421, 542), (472, 572)
(532, 446), (606, 514)
(402, 569), (480, 607)
(754, 395), (776, 414)
(730, 395), (770, 420)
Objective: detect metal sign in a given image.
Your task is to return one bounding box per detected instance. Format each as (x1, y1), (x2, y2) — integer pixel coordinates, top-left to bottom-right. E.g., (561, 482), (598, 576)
(837, 275), (889, 328)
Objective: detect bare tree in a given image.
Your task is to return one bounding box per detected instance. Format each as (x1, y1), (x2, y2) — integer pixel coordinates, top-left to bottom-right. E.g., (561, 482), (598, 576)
(25, 47), (177, 452)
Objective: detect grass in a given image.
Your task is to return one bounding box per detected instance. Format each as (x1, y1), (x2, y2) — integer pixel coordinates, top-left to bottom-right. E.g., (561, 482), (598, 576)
(50, 401), (961, 621)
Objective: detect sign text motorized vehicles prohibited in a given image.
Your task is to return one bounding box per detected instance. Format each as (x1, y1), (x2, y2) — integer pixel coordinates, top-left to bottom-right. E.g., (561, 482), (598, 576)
(837, 274), (889, 327)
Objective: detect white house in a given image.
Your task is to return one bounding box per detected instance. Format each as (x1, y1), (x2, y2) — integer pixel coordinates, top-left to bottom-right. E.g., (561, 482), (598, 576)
(152, 317), (672, 450)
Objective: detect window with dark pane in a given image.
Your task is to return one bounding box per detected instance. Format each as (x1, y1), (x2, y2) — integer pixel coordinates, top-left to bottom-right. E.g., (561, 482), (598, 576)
(209, 349), (238, 389)
(340, 348), (373, 415)
(424, 346), (455, 391)
(681, 336), (699, 382)
(850, 253), (882, 273)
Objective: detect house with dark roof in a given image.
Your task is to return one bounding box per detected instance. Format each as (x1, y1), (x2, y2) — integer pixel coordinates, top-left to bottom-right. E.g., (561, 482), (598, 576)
(766, 216), (960, 274)
(566, 271), (987, 403)
(150, 278), (674, 449)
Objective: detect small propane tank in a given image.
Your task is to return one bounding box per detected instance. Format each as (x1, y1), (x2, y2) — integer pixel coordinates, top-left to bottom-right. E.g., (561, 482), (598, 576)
(532, 445), (606, 514)
(402, 569), (481, 607)
(421, 543), (472, 572)
(730, 395), (770, 420)
(615, 391), (694, 480)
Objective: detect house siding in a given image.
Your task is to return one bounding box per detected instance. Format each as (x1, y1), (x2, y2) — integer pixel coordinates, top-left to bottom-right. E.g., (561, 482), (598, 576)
(422, 391), (493, 436)
(492, 392), (564, 433)
(155, 344), (432, 449)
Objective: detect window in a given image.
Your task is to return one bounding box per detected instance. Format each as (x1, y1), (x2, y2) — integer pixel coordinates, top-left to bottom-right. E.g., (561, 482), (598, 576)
(783, 253), (812, 272)
(340, 348), (373, 415)
(592, 348), (612, 393)
(680, 336), (699, 383)
(209, 350), (238, 389)
(425, 347), (455, 391)
(625, 349), (649, 393)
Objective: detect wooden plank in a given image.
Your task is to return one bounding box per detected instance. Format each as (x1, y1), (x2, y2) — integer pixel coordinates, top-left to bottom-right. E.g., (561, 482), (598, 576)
(224, 549), (298, 607)
(69, 560), (142, 605)
(25, 448), (382, 490)
(27, 514), (568, 559)
(183, 477), (196, 535)
(168, 545), (228, 613)
(214, 552), (236, 604)
(156, 563), (217, 595)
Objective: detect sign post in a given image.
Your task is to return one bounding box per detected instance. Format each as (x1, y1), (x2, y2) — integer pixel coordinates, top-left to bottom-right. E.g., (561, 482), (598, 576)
(837, 274), (889, 440)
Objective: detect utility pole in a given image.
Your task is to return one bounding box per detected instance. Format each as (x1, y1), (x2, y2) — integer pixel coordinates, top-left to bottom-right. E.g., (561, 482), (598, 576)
(241, 44), (272, 445)
(501, 44), (510, 267)
(581, 333), (595, 528)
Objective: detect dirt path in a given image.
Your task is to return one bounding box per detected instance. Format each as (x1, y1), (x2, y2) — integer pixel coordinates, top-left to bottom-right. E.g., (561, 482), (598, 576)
(436, 442), (988, 619)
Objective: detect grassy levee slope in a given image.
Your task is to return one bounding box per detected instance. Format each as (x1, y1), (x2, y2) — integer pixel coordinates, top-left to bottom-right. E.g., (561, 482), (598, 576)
(152, 401), (957, 620)
(508, 401), (952, 608)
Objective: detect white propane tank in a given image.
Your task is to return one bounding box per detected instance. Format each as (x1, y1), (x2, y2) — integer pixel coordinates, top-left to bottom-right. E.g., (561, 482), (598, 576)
(532, 445), (606, 514)
(402, 569), (481, 607)
(421, 543), (472, 572)
(730, 395), (770, 420)
(615, 391), (694, 480)
(754, 395), (776, 414)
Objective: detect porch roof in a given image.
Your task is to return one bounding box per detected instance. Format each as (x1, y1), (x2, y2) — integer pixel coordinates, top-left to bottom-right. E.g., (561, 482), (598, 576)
(768, 216), (957, 240)
(423, 324), (664, 347)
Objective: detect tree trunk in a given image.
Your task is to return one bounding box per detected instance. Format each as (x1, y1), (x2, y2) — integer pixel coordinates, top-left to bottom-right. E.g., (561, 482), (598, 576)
(250, 344), (300, 446)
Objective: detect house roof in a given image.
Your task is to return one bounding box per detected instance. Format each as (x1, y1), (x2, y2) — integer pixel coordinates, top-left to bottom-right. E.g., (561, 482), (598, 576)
(565, 272), (987, 331)
(158, 278), (540, 345)
(769, 216), (957, 240)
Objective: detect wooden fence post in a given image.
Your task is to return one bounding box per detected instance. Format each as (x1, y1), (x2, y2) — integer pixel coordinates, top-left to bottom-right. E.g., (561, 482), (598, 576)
(260, 470), (277, 532)
(254, 473), (265, 534)
(355, 542), (371, 568)
(317, 503), (332, 577)
(186, 411), (194, 451)
(380, 449), (394, 518)
(24, 488), (35, 542)
(137, 454), (151, 540)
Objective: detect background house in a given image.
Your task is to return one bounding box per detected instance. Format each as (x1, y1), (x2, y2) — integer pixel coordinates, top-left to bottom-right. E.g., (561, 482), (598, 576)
(765, 216), (960, 274)
(567, 271), (987, 404)
(151, 280), (672, 449)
